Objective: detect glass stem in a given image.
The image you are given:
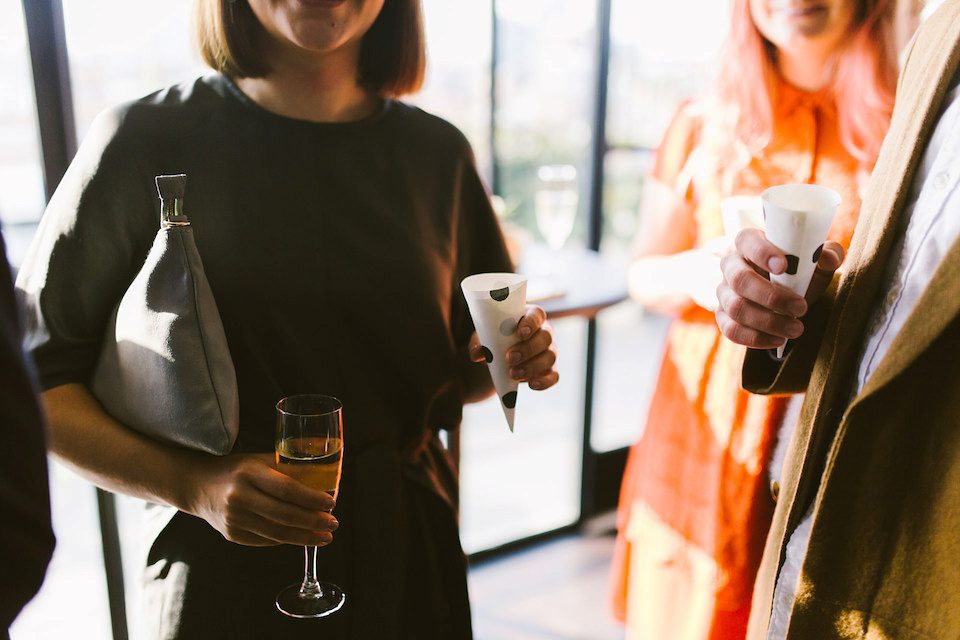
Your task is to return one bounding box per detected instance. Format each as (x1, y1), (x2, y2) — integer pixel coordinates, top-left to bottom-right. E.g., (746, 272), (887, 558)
(300, 545), (321, 598)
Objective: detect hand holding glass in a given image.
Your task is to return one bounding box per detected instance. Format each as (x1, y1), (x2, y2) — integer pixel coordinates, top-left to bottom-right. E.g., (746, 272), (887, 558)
(274, 394), (345, 618)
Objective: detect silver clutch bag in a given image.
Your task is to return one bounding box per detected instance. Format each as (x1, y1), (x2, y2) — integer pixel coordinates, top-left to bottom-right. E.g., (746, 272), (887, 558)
(91, 174), (239, 455)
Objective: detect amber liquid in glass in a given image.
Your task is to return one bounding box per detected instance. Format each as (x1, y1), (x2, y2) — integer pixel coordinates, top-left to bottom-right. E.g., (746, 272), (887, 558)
(276, 436), (342, 499)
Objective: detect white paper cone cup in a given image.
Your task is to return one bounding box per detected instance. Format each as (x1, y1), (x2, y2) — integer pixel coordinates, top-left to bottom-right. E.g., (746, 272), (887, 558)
(721, 195), (764, 241)
(461, 272), (528, 431)
(761, 184), (840, 357)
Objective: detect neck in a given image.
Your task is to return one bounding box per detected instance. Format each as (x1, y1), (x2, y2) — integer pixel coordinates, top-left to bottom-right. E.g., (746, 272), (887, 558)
(776, 47), (838, 92)
(235, 41), (380, 123)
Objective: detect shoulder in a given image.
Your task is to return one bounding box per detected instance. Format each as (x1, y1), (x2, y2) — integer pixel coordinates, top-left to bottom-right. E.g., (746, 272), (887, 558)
(383, 101), (475, 159)
(657, 98), (720, 160)
(651, 98), (714, 180)
(70, 75), (234, 185)
(83, 76), (227, 146)
(48, 77), (229, 225)
(666, 98), (709, 134)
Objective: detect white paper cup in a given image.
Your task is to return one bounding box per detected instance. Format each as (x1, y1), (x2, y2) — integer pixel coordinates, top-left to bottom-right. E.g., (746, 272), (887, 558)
(761, 184), (841, 358)
(461, 272), (528, 431)
(721, 195), (764, 240)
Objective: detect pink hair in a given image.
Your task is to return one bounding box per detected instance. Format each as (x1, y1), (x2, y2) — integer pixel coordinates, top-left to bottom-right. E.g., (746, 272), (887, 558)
(716, 0), (898, 167)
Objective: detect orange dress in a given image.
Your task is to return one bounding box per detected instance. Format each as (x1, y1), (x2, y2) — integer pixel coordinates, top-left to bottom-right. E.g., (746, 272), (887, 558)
(610, 82), (866, 640)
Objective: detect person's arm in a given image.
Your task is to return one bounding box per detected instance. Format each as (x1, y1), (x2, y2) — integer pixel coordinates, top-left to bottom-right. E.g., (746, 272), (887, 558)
(0, 235), (54, 632)
(16, 105), (336, 550)
(448, 128), (559, 403)
(42, 382), (337, 547)
(627, 105), (724, 315)
(627, 181), (726, 314)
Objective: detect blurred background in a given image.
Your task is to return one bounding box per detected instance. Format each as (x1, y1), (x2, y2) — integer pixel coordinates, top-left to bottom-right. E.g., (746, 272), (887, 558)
(4, 1), (734, 638)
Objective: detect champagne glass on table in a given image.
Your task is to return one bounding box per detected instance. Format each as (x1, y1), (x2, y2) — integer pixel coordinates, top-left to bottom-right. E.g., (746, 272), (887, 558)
(533, 164), (578, 283)
(535, 164), (578, 251)
(274, 394), (345, 618)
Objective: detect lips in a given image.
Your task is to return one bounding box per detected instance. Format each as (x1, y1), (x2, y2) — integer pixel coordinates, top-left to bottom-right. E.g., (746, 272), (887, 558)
(296, 0), (347, 7)
(769, 1), (832, 37)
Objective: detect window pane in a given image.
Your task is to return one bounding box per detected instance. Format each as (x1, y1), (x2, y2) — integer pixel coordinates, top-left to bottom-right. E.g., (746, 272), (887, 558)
(416, 0), (590, 552)
(606, 0), (730, 150)
(12, 4), (206, 638)
(63, 0), (207, 138)
(493, 0), (597, 250)
(457, 0), (600, 551)
(62, 0), (208, 630)
(590, 0), (730, 453)
(10, 463), (114, 639)
(414, 0), (493, 179)
(590, 149), (668, 453)
(460, 319), (586, 552)
(0, 0), (45, 256)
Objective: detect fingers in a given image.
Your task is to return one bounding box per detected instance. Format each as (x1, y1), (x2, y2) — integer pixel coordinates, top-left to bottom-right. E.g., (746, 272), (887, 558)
(199, 456), (339, 547)
(716, 247), (807, 349)
(468, 332), (485, 363)
(735, 227), (788, 275)
(467, 304), (559, 390)
(715, 302), (801, 350)
(817, 241), (844, 272)
(219, 503), (337, 548)
(251, 462), (336, 512)
(516, 304), (547, 341)
(719, 251), (808, 318)
(231, 482), (338, 547)
(805, 241), (844, 302)
(250, 471), (338, 526)
(715, 231), (846, 349)
(507, 305), (559, 390)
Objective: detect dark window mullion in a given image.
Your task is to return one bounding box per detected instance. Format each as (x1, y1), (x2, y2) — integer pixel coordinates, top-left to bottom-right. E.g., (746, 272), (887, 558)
(22, 0), (76, 199)
(578, 0), (613, 524)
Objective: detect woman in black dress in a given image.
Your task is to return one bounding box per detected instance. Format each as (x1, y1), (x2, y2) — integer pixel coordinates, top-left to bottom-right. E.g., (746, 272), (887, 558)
(16, 0), (559, 637)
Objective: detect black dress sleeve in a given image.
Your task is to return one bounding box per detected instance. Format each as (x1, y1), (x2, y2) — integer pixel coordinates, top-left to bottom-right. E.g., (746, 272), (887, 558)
(15, 104), (158, 390)
(448, 138), (513, 351)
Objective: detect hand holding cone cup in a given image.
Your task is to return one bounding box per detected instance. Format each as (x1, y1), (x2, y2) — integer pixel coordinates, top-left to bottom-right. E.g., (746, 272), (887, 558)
(461, 272), (559, 430)
(761, 184), (841, 358)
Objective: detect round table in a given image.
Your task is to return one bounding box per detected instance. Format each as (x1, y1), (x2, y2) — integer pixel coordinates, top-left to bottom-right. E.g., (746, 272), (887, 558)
(518, 243), (628, 319)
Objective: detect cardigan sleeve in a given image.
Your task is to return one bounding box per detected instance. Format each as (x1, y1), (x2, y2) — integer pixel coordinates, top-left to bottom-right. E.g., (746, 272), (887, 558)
(742, 275), (840, 394)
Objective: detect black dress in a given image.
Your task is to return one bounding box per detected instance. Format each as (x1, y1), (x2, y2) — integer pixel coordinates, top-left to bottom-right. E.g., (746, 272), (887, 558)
(16, 75), (512, 639)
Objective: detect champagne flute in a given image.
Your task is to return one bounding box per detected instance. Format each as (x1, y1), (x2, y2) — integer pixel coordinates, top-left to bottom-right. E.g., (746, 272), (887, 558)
(534, 164), (578, 251)
(274, 394), (345, 618)
(534, 164), (578, 281)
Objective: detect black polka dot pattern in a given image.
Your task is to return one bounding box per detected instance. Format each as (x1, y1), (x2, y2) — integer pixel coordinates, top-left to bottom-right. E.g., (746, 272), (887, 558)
(784, 254), (799, 275)
(502, 391), (517, 409)
(489, 287), (510, 301)
(481, 346), (493, 363)
(812, 244), (823, 264)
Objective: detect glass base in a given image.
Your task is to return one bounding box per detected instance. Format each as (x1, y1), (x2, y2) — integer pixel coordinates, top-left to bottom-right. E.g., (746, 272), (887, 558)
(275, 582), (345, 619)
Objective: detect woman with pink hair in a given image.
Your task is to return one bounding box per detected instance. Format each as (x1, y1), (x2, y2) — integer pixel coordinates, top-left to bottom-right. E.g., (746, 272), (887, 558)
(610, 1), (906, 638)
